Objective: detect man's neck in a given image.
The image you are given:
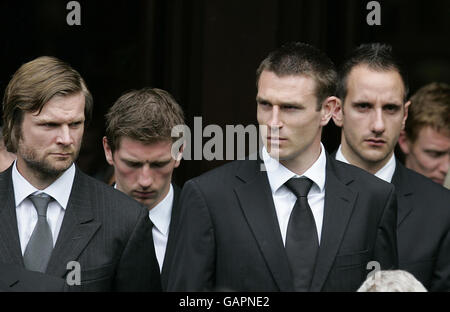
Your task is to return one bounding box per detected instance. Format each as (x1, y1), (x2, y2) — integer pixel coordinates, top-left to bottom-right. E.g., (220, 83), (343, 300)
(277, 144), (322, 177)
(16, 159), (62, 190)
(0, 148), (16, 172)
(340, 142), (392, 174)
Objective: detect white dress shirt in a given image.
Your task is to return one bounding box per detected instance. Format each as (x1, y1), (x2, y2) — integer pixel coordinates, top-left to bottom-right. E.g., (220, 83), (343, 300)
(262, 144), (326, 245)
(148, 184), (174, 272)
(12, 161), (75, 255)
(335, 145), (396, 183)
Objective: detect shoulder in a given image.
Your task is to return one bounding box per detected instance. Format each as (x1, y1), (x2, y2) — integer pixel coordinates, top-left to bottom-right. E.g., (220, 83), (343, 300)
(190, 159), (254, 185)
(330, 158), (395, 193)
(395, 163), (450, 198)
(74, 168), (146, 217)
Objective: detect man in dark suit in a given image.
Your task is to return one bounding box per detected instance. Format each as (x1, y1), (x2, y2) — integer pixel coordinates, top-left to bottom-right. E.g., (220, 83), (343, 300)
(0, 56), (160, 291)
(167, 42), (398, 292)
(332, 43), (450, 291)
(102, 88), (185, 290)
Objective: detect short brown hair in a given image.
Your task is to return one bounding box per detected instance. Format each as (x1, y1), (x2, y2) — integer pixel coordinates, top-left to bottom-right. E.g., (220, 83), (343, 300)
(405, 82), (450, 142)
(2, 56), (93, 153)
(256, 42), (337, 110)
(105, 88), (185, 152)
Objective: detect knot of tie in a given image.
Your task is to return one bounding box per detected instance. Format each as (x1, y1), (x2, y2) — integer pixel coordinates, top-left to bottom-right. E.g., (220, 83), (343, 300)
(29, 194), (52, 217)
(285, 178), (313, 198)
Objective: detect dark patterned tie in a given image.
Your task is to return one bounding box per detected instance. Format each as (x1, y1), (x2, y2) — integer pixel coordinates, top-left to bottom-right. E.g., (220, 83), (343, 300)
(284, 178), (319, 291)
(23, 194), (54, 273)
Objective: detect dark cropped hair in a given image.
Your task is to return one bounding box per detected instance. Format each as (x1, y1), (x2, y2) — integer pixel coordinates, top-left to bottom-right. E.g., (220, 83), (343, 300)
(2, 56), (93, 153)
(105, 88), (185, 153)
(256, 42), (337, 110)
(337, 43), (409, 102)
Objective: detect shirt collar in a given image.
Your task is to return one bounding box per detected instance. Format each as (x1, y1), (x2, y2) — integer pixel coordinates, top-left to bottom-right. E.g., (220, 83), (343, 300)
(12, 160), (75, 209)
(148, 184), (174, 236)
(262, 143), (326, 194)
(336, 144), (396, 183)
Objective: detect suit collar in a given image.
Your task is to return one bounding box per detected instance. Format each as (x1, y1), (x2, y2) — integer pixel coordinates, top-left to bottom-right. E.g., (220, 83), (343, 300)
(391, 160), (414, 226)
(45, 167), (101, 276)
(309, 155), (357, 291)
(161, 184), (181, 289)
(0, 165), (24, 266)
(234, 159), (294, 291)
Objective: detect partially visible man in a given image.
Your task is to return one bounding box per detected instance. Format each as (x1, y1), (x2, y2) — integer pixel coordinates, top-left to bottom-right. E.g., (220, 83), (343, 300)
(0, 56), (160, 291)
(0, 126), (15, 172)
(103, 88), (184, 290)
(332, 43), (450, 291)
(398, 82), (450, 186)
(168, 42), (398, 292)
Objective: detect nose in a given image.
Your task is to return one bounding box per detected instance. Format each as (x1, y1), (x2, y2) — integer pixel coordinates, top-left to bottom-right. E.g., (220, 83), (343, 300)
(438, 154), (450, 176)
(371, 109), (385, 135)
(56, 125), (73, 146)
(138, 165), (153, 189)
(268, 105), (283, 130)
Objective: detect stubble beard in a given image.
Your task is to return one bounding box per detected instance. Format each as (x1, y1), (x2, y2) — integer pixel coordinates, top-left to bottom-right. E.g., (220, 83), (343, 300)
(18, 143), (79, 181)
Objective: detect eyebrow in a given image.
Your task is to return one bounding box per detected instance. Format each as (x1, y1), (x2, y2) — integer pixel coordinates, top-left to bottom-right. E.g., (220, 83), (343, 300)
(121, 157), (172, 164)
(36, 117), (85, 123)
(256, 96), (303, 107)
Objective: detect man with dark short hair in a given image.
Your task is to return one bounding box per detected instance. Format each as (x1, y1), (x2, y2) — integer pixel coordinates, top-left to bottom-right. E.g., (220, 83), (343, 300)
(332, 43), (450, 291)
(103, 88), (184, 290)
(168, 42), (398, 292)
(0, 56), (160, 291)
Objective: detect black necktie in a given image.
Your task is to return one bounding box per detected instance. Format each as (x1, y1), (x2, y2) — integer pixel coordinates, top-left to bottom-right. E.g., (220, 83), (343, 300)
(23, 194), (54, 273)
(148, 219), (163, 289)
(284, 178), (319, 291)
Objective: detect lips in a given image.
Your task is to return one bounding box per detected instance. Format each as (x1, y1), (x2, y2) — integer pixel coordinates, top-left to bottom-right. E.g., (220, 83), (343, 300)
(133, 191), (156, 199)
(365, 138), (386, 146)
(50, 152), (73, 157)
(266, 137), (287, 142)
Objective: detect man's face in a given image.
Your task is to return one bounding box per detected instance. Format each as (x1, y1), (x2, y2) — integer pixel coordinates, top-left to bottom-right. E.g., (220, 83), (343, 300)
(103, 137), (181, 210)
(400, 126), (450, 184)
(16, 92), (85, 181)
(257, 70), (331, 169)
(334, 65), (409, 172)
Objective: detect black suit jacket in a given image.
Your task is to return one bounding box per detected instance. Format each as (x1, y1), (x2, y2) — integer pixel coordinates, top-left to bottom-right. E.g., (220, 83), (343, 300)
(167, 154), (398, 291)
(392, 161), (450, 291)
(0, 263), (66, 292)
(0, 165), (161, 291)
(160, 184), (181, 290)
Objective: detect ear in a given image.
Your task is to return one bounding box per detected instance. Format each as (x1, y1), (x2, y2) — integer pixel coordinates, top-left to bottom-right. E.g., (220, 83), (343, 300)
(102, 136), (114, 166)
(331, 97), (344, 127)
(320, 96), (339, 126)
(398, 130), (410, 155)
(174, 142), (184, 168)
(401, 100), (411, 130)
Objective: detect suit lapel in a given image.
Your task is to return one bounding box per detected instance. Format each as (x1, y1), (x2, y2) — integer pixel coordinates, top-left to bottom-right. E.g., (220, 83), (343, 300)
(391, 161), (413, 227)
(0, 166), (24, 266)
(46, 168), (101, 277)
(161, 184), (181, 288)
(234, 160), (294, 291)
(310, 157), (357, 291)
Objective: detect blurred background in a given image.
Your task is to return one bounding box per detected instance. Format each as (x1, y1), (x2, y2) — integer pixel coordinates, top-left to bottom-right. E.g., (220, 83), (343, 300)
(1, 0), (449, 186)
